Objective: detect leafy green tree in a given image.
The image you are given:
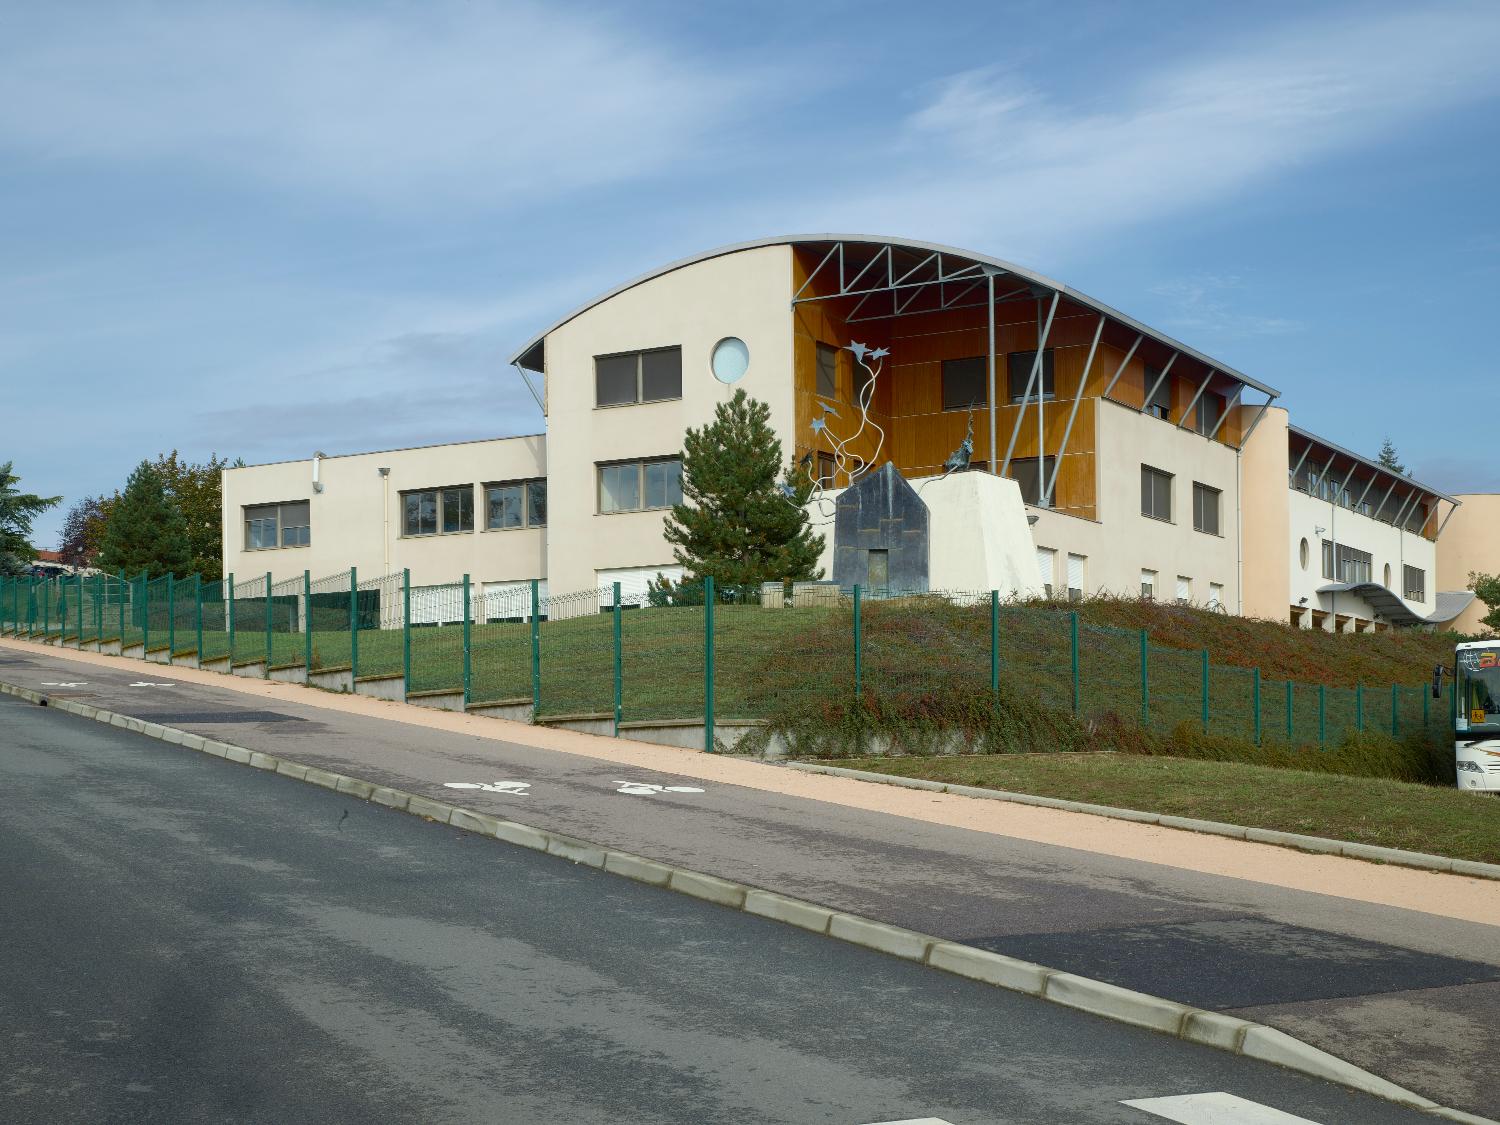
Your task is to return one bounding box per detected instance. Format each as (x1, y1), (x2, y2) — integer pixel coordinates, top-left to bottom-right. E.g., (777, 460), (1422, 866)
(0, 462), (60, 576)
(151, 450), (235, 580)
(1469, 572), (1500, 634)
(1377, 437), (1408, 476)
(661, 389), (824, 589)
(96, 460), (192, 578)
(57, 494), (115, 568)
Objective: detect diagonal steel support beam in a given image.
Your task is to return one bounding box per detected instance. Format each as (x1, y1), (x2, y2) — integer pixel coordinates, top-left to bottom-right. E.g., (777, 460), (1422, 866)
(513, 363), (544, 413)
(1354, 470), (1380, 513)
(1176, 368), (1215, 431)
(1141, 353), (1178, 416)
(1099, 334), (1143, 401)
(1374, 478), (1399, 522)
(1044, 314), (1105, 507)
(793, 242), (842, 301)
(1237, 395), (1275, 449)
(1434, 499), (1461, 541)
(1001, 291), (1060, 478)
(1392, 490), (1421, 532)
(1317, 450), (1339, 499)
(1288, 440), (1312, 487)
(1204, 384), (1239, 443)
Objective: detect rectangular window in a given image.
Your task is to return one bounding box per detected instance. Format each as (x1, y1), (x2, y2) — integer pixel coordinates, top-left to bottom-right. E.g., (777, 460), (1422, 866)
(816, 342), (839, 398)
(941, 356), (987, 411)
(1007, 350), (1055, 404)
(1066, 553), (1085, 602)
(1036, 547), (1056, 598)
(1144, 367), (1171, 419)
(1176, 575), (1191, 604)
(484, 478), (546, 530)
(1403, 565), (1426, 602)
(1008, 455), (1057, 506)
(1141, 465), (1173, 522)
(1322, 538), (1335, 580)
(402, 486), (473, 537)
(1141, 569), (1156, 599)
(594, 347), (682, 407)
(1322, 541), (1372, 584)
(244, 501), (311, 551)
(1192, 482), (1221, 535)
(1209, 582), (1224, 609)
(598, 457), (682, 513)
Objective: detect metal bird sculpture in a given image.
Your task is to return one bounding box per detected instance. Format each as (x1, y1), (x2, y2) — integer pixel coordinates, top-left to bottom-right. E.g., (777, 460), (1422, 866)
(943, 413), (974, 475)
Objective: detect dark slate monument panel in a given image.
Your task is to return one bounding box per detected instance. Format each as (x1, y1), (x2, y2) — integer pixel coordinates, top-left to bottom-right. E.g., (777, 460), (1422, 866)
(831, 462), (929, 593)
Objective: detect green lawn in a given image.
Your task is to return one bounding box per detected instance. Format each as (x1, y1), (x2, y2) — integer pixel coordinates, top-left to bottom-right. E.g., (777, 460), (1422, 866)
(836, 752), (1500, 864)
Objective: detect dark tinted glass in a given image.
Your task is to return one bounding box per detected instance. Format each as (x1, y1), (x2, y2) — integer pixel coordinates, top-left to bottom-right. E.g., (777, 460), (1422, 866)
(526, 480), (547, 527)
(942, 356), (986, 411)
(640, 348), (682, 401)
(596, 354), (639, 406)
(1008, 350), (1055, 402)
(816, 343), (838, 397)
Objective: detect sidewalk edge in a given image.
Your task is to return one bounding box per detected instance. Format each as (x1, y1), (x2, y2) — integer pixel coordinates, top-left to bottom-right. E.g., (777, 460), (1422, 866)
(5, 678), (1491, 1124)
(786, 762), (1500, 882)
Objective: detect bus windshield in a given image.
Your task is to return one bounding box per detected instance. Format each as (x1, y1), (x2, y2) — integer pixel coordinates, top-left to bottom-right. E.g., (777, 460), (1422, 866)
(1457, 649), (1500, 734)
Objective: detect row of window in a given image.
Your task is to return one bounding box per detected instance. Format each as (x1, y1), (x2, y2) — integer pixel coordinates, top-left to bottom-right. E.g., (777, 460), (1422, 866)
(243, 461), (684, 551)
(1293, 465), (1430, 533)
(1313, 537), (1426, 599)
(1140, 570), (1225, 608)
(1035, 547), (1086, 601)
(1141, 466), (1221, 535)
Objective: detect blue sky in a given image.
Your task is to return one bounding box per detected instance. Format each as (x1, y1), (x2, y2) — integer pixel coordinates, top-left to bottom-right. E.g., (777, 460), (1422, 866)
(3, 0), (1498, 547)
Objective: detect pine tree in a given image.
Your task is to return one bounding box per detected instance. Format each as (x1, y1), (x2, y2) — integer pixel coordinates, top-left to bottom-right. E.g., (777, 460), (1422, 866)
(1376, 436), (1407, 475)
(0, 462), (60, 577)
(96, 460), (192, 578)
(151, 450), (234, 580)
(662, 389), (824, 589)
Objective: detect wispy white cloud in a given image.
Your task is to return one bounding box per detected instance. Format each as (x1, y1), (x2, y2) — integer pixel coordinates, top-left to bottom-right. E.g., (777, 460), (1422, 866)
(1148, 276), (1303, 339)
(0, 1), (779, 211)
(764, 3), (1500, 262)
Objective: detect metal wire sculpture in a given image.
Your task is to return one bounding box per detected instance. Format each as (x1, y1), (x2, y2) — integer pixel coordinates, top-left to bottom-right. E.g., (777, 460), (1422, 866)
(794, 342), (889, 522)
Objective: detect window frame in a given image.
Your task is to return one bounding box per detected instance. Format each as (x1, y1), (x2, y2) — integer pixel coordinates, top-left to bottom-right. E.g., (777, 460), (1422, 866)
(1007, 349), (1056, 405)
(1140, 569), (1156, 600)
(483, 477), (547, 532)
(243, 500), (311, 552)
(815, 342), (839, 399)
(1403, 564), (1426, 602)
(1192, 482), (1221, 536)
(1008, 455), (1058, 507)
(1141, 465), (1173, 523)
(593, 346), (683, 408)
(400, 485), (475, 538)
(597, 456), (683, 515)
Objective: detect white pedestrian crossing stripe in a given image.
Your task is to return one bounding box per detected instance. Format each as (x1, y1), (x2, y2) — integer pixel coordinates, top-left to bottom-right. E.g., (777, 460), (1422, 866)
(1123, 1091), (1323, 1124)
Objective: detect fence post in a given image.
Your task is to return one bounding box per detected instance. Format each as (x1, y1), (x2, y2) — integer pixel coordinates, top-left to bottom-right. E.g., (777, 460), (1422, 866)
(1139, 629), (1149, 725)
(227, 571), (236, 661)
(303, 570), (313, 675)
(990, 590), (1000, 703)
(1391, 684), (1399, 736)
(76, 575), (84, 647)
(402, 569), (412, 698)
(42, 576), (49, 639)
(1069, 610), (1080, 716)
(118, 573), (126, 646)
(529, 578), (540, 716)
(195, 575), (203, 664)
(1200, 648), (1210, 732)
(1252, 668), (1262, 745)
(349, 567), (359, 682)
(612, 581), (622, 737)
(1355, 683), (1364, 732)
(462, 573), (472, 707)
(139, 571), (149, 655)
(853, 584), (863, 701)
(263, 570), (272, 675)
(95, 573), (104, 645)
(705, 575), (716, 753)
(1318, 684), (1326, 746)
(167, 573), (175, 661)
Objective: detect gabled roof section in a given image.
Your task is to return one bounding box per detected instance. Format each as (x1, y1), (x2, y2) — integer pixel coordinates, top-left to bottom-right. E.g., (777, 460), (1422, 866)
(508, 235), (1281, 400)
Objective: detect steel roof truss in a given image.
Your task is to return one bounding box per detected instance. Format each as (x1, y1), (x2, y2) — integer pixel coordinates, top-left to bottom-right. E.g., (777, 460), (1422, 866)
(1176, 368), (1215, 430)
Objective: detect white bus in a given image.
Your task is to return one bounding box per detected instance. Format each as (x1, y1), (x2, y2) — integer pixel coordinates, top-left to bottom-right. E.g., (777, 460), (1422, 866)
(1447, 640), (1500, 791)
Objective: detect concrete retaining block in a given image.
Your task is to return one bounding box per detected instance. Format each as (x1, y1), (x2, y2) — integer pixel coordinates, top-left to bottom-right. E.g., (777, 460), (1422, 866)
(275, 761), (309, 780)
(247, 752), (278, 771)
(465, 700), (534, 723)
(407, 795), (456, 822)
(492, 820), (549, 852)
(546, 835), (607, 867)
(307, 668), (353, 693)
(406, 691), (464, 713)
(1043, 973), (1188, 1034)
(1158, 815), (1248, 838)
(370, 786), (409, 810)
(268, 665), (307, 684)
(354, 675), (405, 702)
(449, 808), (503, 836)
(198, 657), (231, 674)
(1239, 1026), (1435, 1107)
(927, 943), (1049, 995)
(1181, 1009), (1249, 1052)
(744, 890), (833, 933)
(335, 777), (376, 800)
(1245, 827), (1344, 854)
(604, 852), (674, 887)
(669, 870), (747, 908)
(231, 662), (266, 679)
(302, 767), (340, 791)
(829, 914), (931, 962)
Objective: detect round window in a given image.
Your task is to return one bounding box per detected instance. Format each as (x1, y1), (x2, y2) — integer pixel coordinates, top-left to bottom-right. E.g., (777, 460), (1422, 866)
(1299, 538), (1309, 570)
(711, 337), (750, 384)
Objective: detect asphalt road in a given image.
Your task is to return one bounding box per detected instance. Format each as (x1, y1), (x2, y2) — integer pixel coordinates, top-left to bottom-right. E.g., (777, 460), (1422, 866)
(0, 693), (1453, 1125)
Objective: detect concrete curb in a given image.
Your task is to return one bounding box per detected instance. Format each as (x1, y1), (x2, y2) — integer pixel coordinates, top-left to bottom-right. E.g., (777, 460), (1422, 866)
(786, 761), (1500, 883)
(2, 679), (1493, 1124)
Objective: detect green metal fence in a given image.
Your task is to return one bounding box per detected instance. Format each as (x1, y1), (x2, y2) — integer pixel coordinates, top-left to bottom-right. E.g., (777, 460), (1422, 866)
(0, 572), (1453, 754)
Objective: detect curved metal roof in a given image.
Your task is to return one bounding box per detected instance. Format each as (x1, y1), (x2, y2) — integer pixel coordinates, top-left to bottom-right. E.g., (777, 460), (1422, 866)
(1317, 582), (1474, 627)
(508, 234), (1281, 398)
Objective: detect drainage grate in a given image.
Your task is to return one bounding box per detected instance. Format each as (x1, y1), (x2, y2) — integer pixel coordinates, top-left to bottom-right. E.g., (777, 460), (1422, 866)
(138, 711), (306, 724)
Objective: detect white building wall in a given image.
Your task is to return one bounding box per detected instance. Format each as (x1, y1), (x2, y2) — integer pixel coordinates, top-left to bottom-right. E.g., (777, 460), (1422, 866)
(1286, 488), (1436, 628)
(221, 436), (547, 589)
(539, 245), (797, 595)
(1030, 400), (1241, 606)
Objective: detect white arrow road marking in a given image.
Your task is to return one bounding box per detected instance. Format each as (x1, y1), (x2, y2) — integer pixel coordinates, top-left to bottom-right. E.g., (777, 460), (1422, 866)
(443, 781), (531, 796)
(40, 682), (88, 687)
(129, 682), (176, 687)
(613, 780), (705, 796)
(1123, 1092), (1323, 1124)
